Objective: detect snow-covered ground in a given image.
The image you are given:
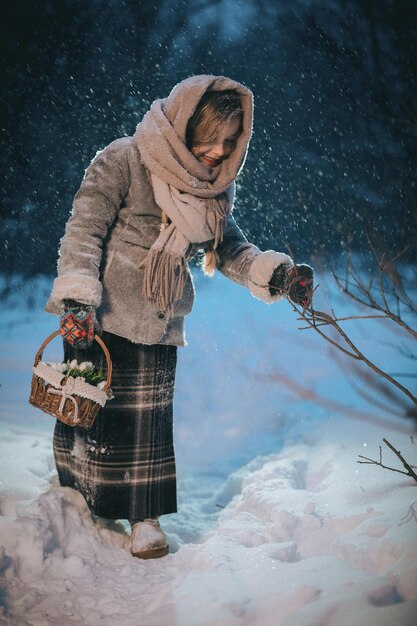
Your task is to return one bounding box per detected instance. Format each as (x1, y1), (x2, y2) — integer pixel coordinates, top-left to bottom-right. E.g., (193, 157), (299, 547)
(1, 269), (416, 626)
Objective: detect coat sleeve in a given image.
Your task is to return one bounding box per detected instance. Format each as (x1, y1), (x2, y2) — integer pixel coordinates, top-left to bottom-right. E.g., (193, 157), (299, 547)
(216, 215), (294, 303)
(46, 139), (131, 313)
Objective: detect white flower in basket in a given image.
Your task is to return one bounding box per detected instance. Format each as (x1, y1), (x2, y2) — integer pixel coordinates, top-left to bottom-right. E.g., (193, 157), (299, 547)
(32, 359), (112, 424)
(29, 331), (113, 429)
(79, 361), (94, 371)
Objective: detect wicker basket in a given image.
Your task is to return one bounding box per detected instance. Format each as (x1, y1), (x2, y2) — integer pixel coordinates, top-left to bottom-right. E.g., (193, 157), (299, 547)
(29, 330), (113, 429)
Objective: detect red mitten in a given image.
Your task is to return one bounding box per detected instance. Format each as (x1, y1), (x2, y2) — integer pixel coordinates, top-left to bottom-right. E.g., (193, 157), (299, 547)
(269, 263), (314, 308)
(60, 300), (98, 349)
(287, 264), (314, 307)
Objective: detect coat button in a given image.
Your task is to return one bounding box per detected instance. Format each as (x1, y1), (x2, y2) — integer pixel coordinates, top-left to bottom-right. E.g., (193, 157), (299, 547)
(156, 310), (166, 320)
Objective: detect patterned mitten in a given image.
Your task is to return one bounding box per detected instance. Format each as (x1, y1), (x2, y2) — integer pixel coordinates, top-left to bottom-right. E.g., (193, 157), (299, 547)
(269, 263), (314, 307)
(60, 299), (99, 349)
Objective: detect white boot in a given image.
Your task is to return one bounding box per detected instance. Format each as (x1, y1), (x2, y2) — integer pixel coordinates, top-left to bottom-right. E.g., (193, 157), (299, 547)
(131, 518), (169, 559)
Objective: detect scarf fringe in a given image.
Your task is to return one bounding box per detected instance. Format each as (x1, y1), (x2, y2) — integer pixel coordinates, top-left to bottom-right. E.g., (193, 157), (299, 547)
(142, 193), (231, 313)
(212, 195), (229, 248)
(143, 249), (188, 313)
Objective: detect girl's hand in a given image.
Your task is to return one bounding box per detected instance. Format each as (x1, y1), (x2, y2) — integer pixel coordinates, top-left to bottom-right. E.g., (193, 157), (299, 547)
(269, 263), (314, 308)
(60, 300), (101, 349)
(287, 264), (314, 307)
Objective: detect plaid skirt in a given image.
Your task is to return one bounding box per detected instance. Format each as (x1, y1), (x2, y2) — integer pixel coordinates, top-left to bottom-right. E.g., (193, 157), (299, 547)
(53, 332), (177, 521)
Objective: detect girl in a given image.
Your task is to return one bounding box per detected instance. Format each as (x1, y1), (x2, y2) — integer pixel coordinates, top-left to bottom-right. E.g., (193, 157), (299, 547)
(46, 75), (313, 559)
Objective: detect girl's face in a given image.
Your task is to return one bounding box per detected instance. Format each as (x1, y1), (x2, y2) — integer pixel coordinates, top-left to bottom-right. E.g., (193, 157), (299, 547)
(191, 116), (241, 168)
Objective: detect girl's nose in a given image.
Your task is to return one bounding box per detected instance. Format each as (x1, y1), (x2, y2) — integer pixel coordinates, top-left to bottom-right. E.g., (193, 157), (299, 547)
(212, 142), (225, 157)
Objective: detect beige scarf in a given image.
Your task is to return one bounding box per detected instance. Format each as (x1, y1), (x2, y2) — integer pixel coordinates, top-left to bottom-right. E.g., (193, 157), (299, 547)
(134, 75), (253, 312)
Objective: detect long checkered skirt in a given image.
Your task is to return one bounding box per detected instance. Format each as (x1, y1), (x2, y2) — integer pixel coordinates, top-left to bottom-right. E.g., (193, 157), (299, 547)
(53, 332), (177, 520)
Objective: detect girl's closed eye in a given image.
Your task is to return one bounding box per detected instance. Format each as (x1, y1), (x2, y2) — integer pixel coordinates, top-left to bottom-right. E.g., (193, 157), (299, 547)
(200, 135), (236, 146)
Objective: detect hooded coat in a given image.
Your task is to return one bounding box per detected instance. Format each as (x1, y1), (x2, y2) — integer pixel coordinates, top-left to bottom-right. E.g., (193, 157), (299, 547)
(46, 75), (292, 346)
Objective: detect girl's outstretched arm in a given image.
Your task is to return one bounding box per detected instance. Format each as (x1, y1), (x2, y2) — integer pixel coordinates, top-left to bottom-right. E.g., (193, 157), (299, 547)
(216, 215), (294, 304)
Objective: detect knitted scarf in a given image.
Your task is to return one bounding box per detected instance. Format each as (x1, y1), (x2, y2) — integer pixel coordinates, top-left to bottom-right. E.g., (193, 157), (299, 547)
(134, 75), (253, 312)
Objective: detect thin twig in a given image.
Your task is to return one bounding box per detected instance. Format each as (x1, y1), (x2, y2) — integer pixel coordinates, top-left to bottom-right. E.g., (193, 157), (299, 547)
(357, 438), (417, 483)
(383, 438), (417, 481)
(293, 302), (417, 406)
(332, 258), (417, 339)
(357, 455), (410, 476)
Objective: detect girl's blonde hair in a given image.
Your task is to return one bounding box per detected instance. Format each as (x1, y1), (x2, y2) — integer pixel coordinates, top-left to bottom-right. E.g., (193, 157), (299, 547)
(186, 90), (243, 148)
(186, 90), (243, 276)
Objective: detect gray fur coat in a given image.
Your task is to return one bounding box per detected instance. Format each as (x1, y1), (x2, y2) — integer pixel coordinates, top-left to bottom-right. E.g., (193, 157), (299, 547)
(46, 78), (292, 346)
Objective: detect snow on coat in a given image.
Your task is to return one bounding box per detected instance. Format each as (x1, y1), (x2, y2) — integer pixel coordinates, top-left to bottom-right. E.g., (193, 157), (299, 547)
(46, 76), (292, 346)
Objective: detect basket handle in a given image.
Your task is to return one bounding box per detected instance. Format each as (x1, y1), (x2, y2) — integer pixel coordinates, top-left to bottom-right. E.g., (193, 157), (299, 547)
(33, 330), (113, 394)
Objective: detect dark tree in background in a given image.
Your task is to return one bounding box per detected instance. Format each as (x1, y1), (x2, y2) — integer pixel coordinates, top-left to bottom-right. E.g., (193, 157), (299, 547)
(1, 0), (416, 277)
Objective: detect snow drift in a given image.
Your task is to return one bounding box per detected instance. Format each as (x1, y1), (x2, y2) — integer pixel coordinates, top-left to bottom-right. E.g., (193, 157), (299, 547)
(1, 271), (416, 625)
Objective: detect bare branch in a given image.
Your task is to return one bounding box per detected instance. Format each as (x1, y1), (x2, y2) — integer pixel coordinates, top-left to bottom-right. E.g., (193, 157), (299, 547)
(378, 258), (390, 311)
(294, 306), (361, 359)
(331, 250), (417, 339)
(357, 438), (417, 483)
(357, 454), (412, 476)
(383, 438), (417, 481)
(292, 301), (417, 407)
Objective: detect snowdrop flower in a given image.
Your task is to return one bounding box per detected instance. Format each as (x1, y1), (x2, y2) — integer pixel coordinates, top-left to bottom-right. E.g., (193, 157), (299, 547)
(69, 359), (78, 369)
(79, 361), (94, 371)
